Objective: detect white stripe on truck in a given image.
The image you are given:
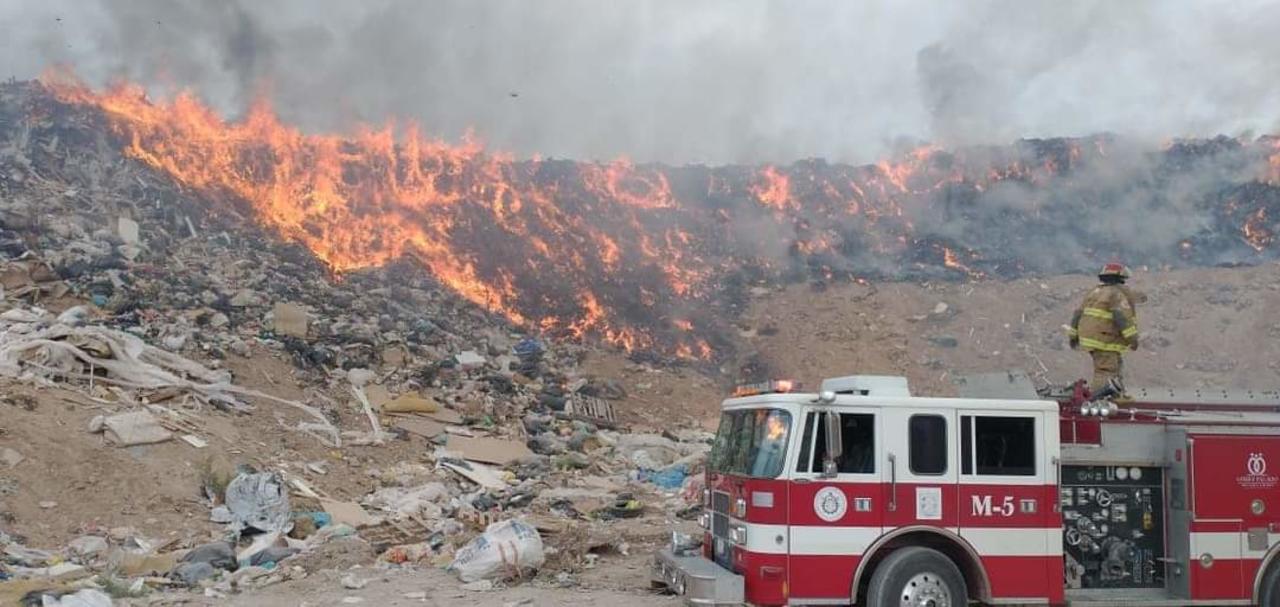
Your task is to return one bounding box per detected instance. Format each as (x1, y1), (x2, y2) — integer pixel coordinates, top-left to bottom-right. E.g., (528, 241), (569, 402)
(736, 524), (1065, 558)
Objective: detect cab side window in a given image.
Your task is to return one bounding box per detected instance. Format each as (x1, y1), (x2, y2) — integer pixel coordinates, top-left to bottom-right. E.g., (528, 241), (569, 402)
(796, 412), (875, 474)
(960, 415), (1037, 476)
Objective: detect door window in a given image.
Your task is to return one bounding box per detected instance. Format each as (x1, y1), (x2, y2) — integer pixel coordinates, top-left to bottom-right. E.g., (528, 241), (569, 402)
(909, 414), (947, 475)
(795, 411), (875, 474)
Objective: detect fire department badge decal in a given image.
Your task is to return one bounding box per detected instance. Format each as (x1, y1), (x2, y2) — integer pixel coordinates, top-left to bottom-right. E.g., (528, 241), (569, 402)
(813, 487), (847, 522)
(1238, 452), (1277, 489)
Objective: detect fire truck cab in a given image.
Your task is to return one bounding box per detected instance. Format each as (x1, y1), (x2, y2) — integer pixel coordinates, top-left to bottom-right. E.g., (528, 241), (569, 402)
(652, 373), (1280, 606)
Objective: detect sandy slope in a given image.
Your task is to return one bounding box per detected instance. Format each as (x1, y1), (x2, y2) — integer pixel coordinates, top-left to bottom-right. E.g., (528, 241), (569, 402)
(736, 263), (1280, 396)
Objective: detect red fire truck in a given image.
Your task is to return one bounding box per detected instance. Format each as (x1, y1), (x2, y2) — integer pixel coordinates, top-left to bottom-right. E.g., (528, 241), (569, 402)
(653, 373), (1280, 606)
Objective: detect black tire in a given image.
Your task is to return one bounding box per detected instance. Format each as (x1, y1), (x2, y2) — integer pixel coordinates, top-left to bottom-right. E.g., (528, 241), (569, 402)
(1261, 562), (1280, 607)
(865, 546), (968, 607)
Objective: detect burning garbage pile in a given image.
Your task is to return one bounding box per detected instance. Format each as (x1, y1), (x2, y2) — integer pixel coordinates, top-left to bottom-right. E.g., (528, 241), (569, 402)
(15, 75), (1275, 361)
(0, 78), (719, 604)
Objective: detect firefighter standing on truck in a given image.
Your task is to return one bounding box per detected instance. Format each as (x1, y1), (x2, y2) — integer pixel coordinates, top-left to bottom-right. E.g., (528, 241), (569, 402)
(1068, 262), (1141, 389)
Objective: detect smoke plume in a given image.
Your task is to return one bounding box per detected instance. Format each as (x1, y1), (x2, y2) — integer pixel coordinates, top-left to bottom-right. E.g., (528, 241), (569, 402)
(4, 0), (1280, 164)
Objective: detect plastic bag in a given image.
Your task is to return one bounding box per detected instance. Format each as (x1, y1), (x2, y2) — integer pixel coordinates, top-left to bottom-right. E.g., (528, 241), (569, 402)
(448, 519), (545, 582)
(41, 589), (113, 607)
(224, 472), (292, 534)
(646, 465), (687, 489)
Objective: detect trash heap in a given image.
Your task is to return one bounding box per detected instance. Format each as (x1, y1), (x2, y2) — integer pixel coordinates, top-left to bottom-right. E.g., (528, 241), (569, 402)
(0, 82), (715, 603)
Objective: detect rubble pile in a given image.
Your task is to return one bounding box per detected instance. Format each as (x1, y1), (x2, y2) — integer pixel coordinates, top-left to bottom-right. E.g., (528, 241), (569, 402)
(0, 83), (715, 603)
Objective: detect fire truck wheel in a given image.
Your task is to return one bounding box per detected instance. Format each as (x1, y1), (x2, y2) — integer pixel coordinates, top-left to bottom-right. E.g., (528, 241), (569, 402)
(864, 546), (967, 607)
(1261, 562), (1280, 607)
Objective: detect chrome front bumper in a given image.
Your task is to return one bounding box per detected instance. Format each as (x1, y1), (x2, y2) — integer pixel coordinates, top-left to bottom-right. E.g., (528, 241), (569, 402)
(651, 547), (744, 606)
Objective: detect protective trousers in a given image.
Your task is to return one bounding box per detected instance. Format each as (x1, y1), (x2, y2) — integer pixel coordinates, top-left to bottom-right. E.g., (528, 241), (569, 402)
(1089, 350), (1123, 390)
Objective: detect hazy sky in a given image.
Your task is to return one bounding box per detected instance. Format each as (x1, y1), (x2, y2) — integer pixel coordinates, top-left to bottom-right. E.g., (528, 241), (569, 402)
(3, 0), (1279, 164)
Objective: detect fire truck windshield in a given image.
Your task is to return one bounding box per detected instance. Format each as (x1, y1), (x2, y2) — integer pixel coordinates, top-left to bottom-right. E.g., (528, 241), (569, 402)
(708, 408), (792, 478)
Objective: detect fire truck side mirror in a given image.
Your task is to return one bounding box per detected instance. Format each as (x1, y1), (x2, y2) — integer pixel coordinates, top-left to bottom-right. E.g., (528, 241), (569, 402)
(822, 411), (843, 478)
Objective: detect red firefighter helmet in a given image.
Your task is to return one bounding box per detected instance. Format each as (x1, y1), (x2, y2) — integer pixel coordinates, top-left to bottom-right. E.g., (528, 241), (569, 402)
(1098, 262), (1131, 280)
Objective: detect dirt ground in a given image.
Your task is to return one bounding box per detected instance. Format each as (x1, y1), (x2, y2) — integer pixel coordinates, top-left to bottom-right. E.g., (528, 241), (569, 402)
(579, 350), (725, 430)
(140, 552), (680, 606)
(739, 263), (1280, 395)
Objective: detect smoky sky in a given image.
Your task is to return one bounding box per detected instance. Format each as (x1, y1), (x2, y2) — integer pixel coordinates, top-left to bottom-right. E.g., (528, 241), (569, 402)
(3, 0), (1280, 164)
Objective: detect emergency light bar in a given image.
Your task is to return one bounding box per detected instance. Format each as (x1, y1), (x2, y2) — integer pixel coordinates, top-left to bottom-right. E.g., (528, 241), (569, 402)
(732, 379), (800, 397)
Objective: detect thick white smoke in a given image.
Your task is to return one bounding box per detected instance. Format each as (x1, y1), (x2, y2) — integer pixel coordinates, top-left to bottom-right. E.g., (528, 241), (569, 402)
(2, 0), (1279, 164)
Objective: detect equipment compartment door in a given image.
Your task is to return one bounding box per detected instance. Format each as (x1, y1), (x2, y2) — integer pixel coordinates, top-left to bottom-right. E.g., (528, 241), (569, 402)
(1186, 434), (1280, 600)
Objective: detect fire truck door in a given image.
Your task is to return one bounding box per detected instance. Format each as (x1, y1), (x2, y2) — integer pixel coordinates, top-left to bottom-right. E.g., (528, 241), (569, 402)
(956, 411), (1057, 598)
(881, 407), (957, 531)
(785, 406), (883, 601)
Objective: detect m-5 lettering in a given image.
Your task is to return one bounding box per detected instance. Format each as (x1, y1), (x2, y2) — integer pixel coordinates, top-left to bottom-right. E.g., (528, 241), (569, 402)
(971, 495), (1015, 517)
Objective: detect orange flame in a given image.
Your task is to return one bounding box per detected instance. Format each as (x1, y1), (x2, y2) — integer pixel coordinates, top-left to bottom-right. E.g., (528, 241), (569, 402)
(583, 159), (676, 209)
(1242, 208), (1273, 252)
(1265, 137), (1280, 185)
(939, 245), (984, 279)
(41, 72), (715, 356)
(750, 165), (794, 211)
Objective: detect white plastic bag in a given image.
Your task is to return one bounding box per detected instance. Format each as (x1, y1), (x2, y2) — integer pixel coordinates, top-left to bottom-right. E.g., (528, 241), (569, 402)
(224, 471), (292, 534)
(41, 589), (113, 607)
(448, 519), (545, 582)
